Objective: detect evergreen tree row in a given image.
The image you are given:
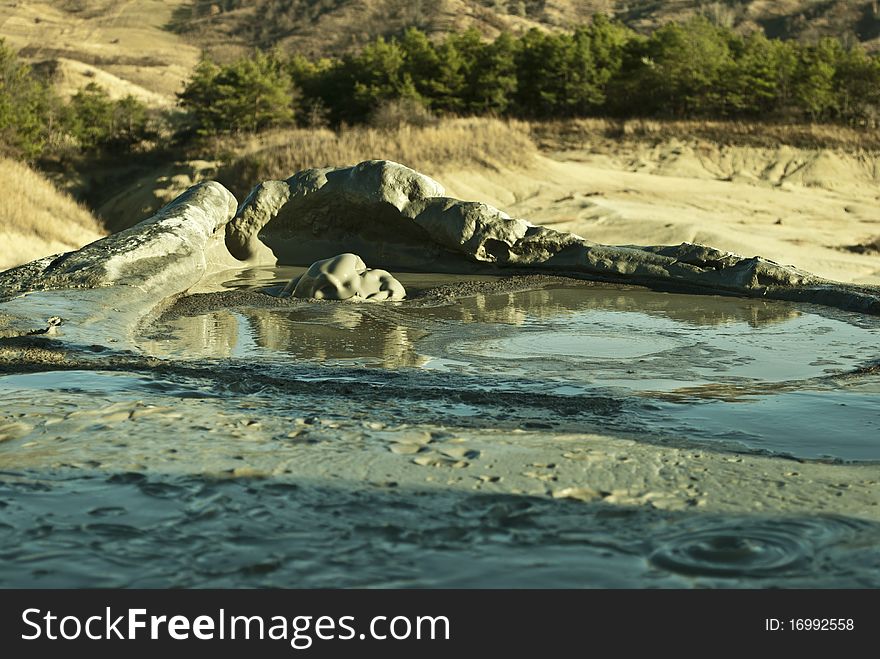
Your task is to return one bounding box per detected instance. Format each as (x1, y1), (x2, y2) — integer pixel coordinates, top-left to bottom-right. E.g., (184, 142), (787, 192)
(0, 40), (156, 160)
(3, 14), (880, 161)
(179, 15), (880, 134)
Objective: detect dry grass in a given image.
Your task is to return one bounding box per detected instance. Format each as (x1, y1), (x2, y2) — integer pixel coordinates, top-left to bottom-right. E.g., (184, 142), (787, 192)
(0, 157), (105, 271)
(212, 118), (537, 199)
(2, 1), (199, 103)
(532, 118), (880, 152)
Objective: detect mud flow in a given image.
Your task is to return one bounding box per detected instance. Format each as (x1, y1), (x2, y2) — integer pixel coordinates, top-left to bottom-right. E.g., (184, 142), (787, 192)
(2, 271), (879, 588)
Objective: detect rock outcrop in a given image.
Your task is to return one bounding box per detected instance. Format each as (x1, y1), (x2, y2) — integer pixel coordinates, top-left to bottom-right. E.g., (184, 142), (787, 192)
(0, 181), (239, 346)
(0, 181), (238, 301)
(224, 160), (880, 314)
(225, 161), (446, 269)
(2, 159), (879, 332)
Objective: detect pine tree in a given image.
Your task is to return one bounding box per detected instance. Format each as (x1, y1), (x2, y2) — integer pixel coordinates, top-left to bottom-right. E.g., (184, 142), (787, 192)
(447, 28), (488, 113)
(0, 40), (58, 159)
(65, 83), (116, 150)
(400, 28), (441, 101)
(345, 37), (425, 122)
(178, 57), (225, 134)
(231, 50), (297, 133)
(834, 45), (880, 124)
(793, 38), (842, 121)
(564, 27), (604, 115)
(470, 31), (518, 114)
(582, 14), (630, 88)
(179, 51), (295, 134)
(428, 38), (468, 114)
(721, 32), (782, 116)
(612, 16), (733, 116)
(513, 29), (569, 117)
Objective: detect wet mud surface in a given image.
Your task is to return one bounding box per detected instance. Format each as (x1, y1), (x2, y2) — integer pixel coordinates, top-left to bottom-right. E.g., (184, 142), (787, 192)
(1, 272), (879, 587)
(154, 275), (880, 461)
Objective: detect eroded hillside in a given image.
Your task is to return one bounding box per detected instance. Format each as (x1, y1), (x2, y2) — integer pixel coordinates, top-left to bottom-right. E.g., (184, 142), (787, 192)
(2, 1), (878, 105)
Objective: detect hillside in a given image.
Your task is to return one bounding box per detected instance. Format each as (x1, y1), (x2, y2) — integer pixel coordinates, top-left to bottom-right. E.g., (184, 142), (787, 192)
(0, 1), (199, 104)
(170, 0), (880, 59)
(0, 158), (105, 271)
(1, 1), (878, 105)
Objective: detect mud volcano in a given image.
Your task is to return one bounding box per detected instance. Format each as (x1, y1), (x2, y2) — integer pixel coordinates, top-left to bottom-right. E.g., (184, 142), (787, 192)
(1, 161), (879, 588)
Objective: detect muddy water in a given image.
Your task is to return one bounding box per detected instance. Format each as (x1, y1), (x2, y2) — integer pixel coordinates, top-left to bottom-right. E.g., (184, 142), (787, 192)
(2, 274), (880, 588)
(2, 471), (878, 588)
(153, 282), (880, 461)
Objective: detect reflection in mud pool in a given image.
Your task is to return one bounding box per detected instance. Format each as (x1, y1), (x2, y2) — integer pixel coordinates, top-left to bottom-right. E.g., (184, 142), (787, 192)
(151, 283), (880, 461)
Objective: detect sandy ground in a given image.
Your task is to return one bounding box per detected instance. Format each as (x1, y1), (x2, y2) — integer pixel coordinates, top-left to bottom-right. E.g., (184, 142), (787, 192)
(442, 147), (880, 286)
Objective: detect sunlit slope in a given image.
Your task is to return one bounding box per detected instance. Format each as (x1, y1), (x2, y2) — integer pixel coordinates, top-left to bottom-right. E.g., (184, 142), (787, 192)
(0, 158), (105, 271)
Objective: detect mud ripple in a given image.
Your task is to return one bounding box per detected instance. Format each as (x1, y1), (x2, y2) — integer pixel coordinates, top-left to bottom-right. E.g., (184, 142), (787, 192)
(649, 516), (868, 578)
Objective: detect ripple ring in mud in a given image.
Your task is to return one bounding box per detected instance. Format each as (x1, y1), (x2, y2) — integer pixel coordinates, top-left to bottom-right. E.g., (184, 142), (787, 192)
(648, 518), (864, 578)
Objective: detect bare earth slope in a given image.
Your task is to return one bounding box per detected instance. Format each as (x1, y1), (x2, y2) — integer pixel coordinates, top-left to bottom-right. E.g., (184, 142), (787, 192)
(2, 1), (877, 99)
(173, 0), (880, 57)
(440, 143), (880, 285)
(0, 0), (199, 104)
(0, 158), (105, 271)
(76, 121), (880, 287)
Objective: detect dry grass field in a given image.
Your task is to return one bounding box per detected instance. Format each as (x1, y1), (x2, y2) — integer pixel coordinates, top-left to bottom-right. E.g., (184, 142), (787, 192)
(0, 158), (105, 271)
(213, 118), (537, 199)
(531, 118), (880, 152)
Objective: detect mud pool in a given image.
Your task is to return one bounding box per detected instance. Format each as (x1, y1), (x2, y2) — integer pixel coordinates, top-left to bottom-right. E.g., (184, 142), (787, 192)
(1, 272), (879, 588)
(155, 275), (880, 461)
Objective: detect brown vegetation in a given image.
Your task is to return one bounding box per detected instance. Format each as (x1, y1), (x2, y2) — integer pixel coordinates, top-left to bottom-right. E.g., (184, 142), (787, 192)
(174, 0), (880, 60)
(531, 118), (880, 152)
(213, 118), (536, 199)
(0, 158), (104, 271)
